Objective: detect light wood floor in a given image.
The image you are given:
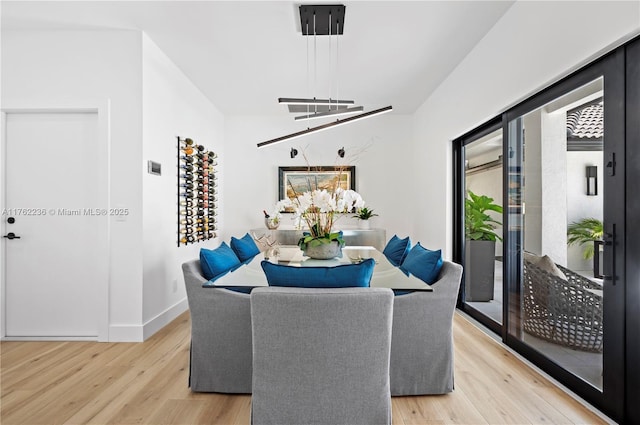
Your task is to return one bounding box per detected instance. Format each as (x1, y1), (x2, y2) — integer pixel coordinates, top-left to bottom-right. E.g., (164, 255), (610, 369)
(1, 312), (608, 425)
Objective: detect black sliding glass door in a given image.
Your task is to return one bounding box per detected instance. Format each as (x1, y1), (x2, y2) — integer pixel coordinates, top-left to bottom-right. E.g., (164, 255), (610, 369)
(453, 38), (640, 422)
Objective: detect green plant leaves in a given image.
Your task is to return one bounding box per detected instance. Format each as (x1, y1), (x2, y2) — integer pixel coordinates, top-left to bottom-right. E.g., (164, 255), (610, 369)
(567, 218), (603, 259)
(465, 190), (503, 242)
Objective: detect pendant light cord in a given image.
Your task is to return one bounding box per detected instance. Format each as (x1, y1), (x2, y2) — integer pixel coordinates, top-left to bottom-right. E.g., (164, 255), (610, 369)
(313, 12), (317, 115)
(336, 20), (340, 113)
(329, 12), (332, 111)
(306, 20), (310, 118)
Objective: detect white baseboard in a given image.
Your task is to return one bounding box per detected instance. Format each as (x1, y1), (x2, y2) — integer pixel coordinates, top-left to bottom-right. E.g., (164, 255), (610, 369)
(108, 324), (144, 342)
(142, 298), (188, 341)
(107, 298), (188, 342)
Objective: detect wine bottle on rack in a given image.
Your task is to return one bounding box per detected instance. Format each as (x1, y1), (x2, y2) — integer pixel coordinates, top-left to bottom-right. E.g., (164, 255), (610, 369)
(207, 151), (217, 159)
(180, 156), (194, 163)
(180, 217), (194, 225)
(180, 164), (194, 172)
(179, 173), (194, 179)
(182, 146), (194, 156)
(183, 138), (194, 146)
(196, 145), (205, 152)
(180, 183), (194, 190)
(180, 209), (197, 216)
(180, 227), (196, 234)
(179, 201), (194, 208)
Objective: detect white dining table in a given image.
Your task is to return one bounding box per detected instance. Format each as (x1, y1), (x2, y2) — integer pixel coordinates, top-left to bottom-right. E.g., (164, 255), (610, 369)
(204, 245), (434, 292)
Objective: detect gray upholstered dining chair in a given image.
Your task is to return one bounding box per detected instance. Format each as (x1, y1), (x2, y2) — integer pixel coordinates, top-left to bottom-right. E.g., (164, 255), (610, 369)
(182, 259), (252, 393)
(390, 260), (463, 395)
(250, 287), (394, 425)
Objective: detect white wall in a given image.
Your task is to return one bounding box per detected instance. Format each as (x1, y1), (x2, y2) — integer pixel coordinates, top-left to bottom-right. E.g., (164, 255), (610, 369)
(2, 29), (144, 340)
(141, 34), (224, 337)
(541, 108), (568, 265)
(223, 114), (415, 246)
(2, 30), (225, 341)
(523, 110), (543, 255)
(412, 1), (640, 259)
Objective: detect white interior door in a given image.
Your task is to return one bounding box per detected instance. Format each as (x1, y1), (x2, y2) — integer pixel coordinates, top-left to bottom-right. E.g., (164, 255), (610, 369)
(4, 112), (104, 338)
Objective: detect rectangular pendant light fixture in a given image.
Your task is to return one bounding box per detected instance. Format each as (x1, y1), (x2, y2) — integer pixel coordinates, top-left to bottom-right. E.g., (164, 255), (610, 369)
(278, 97), (355, 106)
(294, 106), (364, 121)
(257, 105), (392, 148)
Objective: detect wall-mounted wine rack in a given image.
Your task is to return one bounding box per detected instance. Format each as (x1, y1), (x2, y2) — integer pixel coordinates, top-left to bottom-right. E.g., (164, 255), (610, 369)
(177, 136), (218, 246)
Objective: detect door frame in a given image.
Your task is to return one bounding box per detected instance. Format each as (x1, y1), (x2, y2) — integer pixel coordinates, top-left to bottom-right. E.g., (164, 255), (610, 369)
(1, 98), (111, 341)
(625, 37), (640, 424)
(452, 43), (630, 421)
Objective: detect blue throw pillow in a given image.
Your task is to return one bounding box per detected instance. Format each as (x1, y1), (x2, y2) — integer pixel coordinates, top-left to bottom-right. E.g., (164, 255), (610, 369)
(200, 242), (241, 281)
(382, 235), (411, 266)
(260, 258), (375, 288)
(230, 233), (260, 262)
(400, 243), (443, 285)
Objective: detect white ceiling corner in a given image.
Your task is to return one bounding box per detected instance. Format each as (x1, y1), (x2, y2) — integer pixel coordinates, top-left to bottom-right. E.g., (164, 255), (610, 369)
(1, 0), (515, 115)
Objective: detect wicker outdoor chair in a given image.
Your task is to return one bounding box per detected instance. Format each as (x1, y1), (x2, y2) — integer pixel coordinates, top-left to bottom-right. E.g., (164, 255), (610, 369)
(523, 259), (603, 352)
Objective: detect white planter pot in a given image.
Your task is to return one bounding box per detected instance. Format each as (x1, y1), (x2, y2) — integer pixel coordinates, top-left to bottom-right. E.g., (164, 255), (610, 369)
(358, 220), (371, 230)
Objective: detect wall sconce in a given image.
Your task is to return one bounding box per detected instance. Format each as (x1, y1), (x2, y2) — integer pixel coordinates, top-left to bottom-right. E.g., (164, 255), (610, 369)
(338, 147), (345, 158)
(586, 165), (597, 196)
(290, 148), (298, 159)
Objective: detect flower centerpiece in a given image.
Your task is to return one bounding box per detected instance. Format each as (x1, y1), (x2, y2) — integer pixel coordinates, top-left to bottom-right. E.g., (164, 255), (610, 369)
(277, 182), (365, 259)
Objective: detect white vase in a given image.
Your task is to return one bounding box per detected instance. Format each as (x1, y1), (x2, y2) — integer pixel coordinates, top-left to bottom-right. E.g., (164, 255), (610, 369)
(358, 220), (371, 230)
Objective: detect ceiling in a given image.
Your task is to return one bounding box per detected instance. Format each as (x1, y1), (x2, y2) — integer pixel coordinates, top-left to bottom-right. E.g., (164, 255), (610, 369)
(2, 1), (514, 115)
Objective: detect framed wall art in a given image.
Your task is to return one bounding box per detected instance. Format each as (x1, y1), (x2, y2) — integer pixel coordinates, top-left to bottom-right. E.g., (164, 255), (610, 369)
(278, 166), (356, 210)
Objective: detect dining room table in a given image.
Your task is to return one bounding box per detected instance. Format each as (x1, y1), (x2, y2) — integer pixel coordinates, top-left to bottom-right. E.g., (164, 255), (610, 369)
(203, 245), (433, 292)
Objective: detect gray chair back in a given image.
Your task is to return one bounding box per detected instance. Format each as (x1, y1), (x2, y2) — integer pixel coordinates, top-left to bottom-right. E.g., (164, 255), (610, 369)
(182, 259), (252, 393)
(251, 286), (394, 425)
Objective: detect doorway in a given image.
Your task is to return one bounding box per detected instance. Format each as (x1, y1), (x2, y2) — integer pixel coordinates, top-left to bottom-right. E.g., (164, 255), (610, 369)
(1, 106), (110, 341)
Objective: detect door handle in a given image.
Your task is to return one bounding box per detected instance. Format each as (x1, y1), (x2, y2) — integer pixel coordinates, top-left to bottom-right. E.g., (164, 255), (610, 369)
(2, 232), (21, 240)
(602, 224), (615, 284)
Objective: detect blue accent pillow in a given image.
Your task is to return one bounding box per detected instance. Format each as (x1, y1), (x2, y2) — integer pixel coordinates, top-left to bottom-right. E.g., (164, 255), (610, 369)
(382, 235), (411, 266)
(200, 242), (241, 281)
(230, 233), (260, 262)
(399, 243), (443, 285)
(260, 258), (375, 288)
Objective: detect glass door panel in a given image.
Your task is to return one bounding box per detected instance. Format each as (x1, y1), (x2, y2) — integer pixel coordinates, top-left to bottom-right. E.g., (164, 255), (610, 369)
(463, 129), (504, 326)
(507, 78), (604, 390)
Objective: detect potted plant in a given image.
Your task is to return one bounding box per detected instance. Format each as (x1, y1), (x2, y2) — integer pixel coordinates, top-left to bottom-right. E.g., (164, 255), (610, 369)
(464, 190), (503, 302)
(567, 218), (603, 274)
(354, 207), (378, 230)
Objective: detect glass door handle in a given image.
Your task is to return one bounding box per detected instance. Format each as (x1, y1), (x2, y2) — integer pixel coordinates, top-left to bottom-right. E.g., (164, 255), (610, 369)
(2, 232), (21, 240)
(602, 224), (616, 284)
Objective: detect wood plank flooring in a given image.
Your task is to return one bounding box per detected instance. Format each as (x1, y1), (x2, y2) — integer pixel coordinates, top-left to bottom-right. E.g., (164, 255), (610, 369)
(1, 312), (608, 425)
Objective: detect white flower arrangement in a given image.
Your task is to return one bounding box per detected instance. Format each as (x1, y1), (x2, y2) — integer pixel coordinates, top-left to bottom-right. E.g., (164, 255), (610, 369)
(276, 187), (366, 249)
